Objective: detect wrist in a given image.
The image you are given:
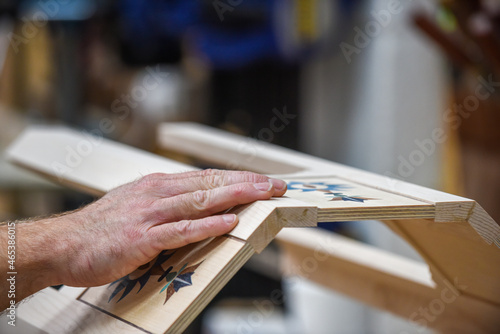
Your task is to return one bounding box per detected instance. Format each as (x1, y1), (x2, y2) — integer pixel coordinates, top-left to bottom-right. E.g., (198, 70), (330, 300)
(15, 216), (73, 293)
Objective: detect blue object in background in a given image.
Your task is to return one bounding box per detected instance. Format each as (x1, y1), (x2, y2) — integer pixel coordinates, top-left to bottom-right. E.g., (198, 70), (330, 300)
(119, 0), (360, 69)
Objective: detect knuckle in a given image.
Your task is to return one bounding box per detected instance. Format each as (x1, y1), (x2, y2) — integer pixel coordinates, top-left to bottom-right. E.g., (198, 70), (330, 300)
(173, 220), (194, 244)
(241, 171), (265, 183)
(137, 173), (165, 188)
(191, 190), (211, 211)
(201, 168), (216, 177)
(231, 183), (247, 197)
(203, 174), (220, 189)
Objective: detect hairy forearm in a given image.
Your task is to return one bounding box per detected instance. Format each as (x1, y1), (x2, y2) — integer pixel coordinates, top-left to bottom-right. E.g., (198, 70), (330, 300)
(0, 217), (67, 311)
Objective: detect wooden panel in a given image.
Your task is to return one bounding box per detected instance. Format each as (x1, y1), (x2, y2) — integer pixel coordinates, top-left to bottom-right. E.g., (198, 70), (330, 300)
(276, 228), (500, 334)
(6, 126), (196, 196)
(17, 237), (253, 334)
(157, 122), (304, 175)
(158, 123), (472, 205)
(17, 287), (145, 334)
(284, 177), (435, 221)
(78, 236), (253, 334)
(158, 123), (500, 244)
(385, 219), (500, 306)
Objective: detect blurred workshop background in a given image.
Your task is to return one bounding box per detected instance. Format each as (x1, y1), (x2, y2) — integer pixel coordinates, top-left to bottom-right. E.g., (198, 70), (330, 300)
(1, 0), (499, 333)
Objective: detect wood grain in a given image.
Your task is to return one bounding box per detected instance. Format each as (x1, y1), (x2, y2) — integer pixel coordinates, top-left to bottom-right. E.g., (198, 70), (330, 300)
(276, 228), (500, 334)
(78, 236), (253, 334)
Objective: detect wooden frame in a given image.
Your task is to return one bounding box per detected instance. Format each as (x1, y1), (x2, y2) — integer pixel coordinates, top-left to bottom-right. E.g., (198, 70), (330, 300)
(6, 123), (500, 333)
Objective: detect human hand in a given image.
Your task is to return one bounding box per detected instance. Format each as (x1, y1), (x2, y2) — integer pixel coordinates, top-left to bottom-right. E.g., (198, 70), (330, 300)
(34, 169), (286, 289)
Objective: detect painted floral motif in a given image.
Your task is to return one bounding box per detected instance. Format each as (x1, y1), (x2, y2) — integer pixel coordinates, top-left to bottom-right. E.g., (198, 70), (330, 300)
(108, 250), (203, 304)
(287, 181), (375, 203)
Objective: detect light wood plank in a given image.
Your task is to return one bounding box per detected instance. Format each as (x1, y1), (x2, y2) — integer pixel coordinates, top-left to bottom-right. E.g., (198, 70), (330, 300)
(276, 228), (500, 334)
(17, 287), (145, 333)
(384, 218), (500, 306)
(17, 237), (254, 334)
(158, 122), (500, 244)
(158, 122), (472, 205)
(283, 176), (435, 222)
(78, 236), (253, 334)
(6, 125), (196, 196)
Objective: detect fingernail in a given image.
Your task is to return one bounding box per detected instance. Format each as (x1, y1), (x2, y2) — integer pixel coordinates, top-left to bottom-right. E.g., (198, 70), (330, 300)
(254, 182), (273, 192)
(269, 178), (287, 191)
(223, 214), (237, 225)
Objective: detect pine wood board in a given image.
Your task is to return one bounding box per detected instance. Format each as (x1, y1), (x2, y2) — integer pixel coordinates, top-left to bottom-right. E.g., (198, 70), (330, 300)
(158, 123), (472, 205)
(78, 236), (253, 334)
(276, 228), (500, 334)
(158, 122), (500, 244)
(17, 287), (145, 334)
(8, 126), (444, 226)
(17, 237), (254, 334)
(283, 176), (435, 222)
(384, 219), (500, 306)
(6, 126), (196, 196)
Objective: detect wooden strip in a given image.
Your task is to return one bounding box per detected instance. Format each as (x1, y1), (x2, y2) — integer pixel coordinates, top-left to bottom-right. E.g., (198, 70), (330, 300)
(384, 219), (500, 307)
(468, 203), (500, 246)
(158, 123), (471, 205)
(77, 236), (252, 334)
(6, 126), (197, 195)
(17, 287), (145, 333)
(158, 122), (500, 248)
(317, 210), (435, 222)
(167, 241), (254, 333)
(276, 228), (500, 334)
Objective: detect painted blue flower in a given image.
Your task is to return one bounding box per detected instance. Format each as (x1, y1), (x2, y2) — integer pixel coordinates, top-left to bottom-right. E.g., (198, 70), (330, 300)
(287, 181), (348, 192)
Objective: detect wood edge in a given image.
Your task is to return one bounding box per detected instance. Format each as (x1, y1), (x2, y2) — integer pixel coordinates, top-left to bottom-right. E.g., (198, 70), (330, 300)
(9, 160), (106, 197)
(167, 241), (254, 334)
(158, 123), (473, 206)
(246, 203), (317, 253)
(382, 220), (461, 292)
(276, 228), (500, 333)
(275, 227), (434, 287)
(383, 219), (500, 308)
(17, 287), (146, 333)
(467, 202), (500, 247)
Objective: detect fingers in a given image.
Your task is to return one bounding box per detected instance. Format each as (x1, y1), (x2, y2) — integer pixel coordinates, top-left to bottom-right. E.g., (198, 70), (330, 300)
(155, 181), (278, 222)
(134, 169), (287, 198)
(147, 214), (238, 249)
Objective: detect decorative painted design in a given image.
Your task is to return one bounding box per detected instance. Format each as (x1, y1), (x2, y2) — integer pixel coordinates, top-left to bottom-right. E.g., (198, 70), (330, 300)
(287, 181), (375, 203)
(108, 250), (203, 304)
(325, 193), (374, 203)
(288, 181), (348, 193)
